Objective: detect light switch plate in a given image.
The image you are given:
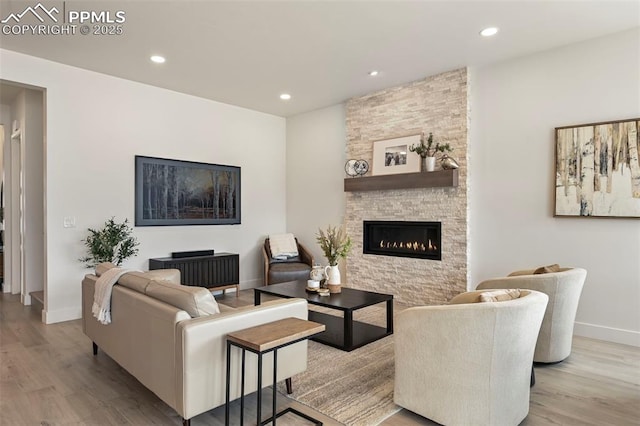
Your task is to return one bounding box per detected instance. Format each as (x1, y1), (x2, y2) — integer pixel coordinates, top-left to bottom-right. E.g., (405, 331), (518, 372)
(63, 216), (76, 228)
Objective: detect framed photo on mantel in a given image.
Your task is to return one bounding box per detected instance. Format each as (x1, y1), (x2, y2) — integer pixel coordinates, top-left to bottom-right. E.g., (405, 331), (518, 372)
(371, 134), (421, 176)
(554, 118), (639, 218)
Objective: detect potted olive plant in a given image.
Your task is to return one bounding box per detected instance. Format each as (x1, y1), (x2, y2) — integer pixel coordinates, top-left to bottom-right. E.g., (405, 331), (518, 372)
(80, 217), (140, 268)
(409, 132), (452, 172)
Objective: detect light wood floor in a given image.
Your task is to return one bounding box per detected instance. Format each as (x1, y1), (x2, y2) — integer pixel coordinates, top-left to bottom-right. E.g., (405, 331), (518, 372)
(1, 290), (639, 425)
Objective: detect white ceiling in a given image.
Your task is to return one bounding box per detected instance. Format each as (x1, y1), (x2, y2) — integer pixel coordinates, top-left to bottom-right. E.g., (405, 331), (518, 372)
(1, 0), (638, 117)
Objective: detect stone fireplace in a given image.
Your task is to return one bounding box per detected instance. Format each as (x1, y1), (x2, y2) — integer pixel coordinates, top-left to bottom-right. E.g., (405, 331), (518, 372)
(363, 220), (441, 261)
(344, 68), (469, 305)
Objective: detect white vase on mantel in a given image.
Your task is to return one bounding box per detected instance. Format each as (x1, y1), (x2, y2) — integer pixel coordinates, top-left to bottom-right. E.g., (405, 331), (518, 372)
(324, 264), (342, 293)
(422, 156), (436, 172)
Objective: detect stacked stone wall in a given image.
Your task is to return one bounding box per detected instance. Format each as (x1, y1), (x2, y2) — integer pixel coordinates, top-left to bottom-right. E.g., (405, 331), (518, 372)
(345, 68), (469, 305)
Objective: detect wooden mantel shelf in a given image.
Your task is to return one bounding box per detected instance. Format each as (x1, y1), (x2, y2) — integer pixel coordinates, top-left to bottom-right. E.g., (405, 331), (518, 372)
(344, 169), (458, 192)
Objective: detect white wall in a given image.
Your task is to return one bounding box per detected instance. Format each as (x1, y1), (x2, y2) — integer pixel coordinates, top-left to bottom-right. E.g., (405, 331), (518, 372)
(22, 89), (45, 305)
(285, 29), (640, 346)
(0, 106), (10, 285)
(9, 92), (23, 298)
(0, 49), (288, 323)
(286, 104), (346, 267)
(470, 28), (640, 346)
(0, 105), (7, 191)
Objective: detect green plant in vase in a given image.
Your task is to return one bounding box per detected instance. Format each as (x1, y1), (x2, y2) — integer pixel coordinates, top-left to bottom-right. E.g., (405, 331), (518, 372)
(80, 217), (139, 268)
(409, 132), (452, 171)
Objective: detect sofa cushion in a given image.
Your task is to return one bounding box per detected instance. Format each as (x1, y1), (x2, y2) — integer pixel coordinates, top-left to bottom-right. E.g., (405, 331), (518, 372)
(145, 279), (220, 317)
(479, 289), (522, 302)
(534, 264), (561, 274)
(120, 269), (182, 292)
(95, 263), (182, 293)
(95, 262), (117, 276)
(217, 303), (236, 313)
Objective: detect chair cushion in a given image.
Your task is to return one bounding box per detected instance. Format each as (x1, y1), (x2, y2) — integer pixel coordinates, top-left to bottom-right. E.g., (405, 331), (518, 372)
(534, 264), (561, 274)
(265, 238), (302, 264)
(145, 279), (220, 317)
(268, 233), (299, 259)
(268, 262), (312, 283)
(269, 255), (302, 264)
(478, 289), (522, 302)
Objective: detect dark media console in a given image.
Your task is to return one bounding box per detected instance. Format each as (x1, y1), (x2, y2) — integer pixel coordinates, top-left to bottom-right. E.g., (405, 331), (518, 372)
(149, 252), (240, 296)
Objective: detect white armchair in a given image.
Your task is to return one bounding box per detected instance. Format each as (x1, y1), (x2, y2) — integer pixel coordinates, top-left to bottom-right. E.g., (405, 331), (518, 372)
(394, 289), (548, 426)
(476, 267), (586, 363)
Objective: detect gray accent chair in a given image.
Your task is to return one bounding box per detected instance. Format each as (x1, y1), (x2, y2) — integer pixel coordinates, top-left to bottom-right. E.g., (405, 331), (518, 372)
(476, 267), (587, 363)
(262, 237), (313, 285)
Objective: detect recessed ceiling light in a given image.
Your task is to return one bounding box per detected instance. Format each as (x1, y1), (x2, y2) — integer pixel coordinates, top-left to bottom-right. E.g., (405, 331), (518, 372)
(280, 93), (291, 100)
(150, 55), (166, 64)
(368, 70), (379, 76)
(480, 27), (499, 37)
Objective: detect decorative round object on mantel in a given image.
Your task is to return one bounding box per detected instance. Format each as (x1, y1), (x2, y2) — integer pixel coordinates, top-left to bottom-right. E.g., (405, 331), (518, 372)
(440, 154), (460, 170)
(354, 159), (369, 176)
(345, 159), (369, 177)
(345, 159), (358, 177)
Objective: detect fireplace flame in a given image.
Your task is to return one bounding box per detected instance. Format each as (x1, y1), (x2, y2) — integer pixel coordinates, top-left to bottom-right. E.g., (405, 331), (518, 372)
(379, 239), (437, 252)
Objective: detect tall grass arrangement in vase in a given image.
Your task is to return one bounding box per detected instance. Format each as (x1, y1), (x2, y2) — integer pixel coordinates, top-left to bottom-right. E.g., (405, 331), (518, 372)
(316, 225), (352, 266)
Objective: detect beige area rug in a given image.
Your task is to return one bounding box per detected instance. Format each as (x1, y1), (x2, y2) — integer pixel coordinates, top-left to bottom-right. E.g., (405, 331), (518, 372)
(278, 304), (403, 426)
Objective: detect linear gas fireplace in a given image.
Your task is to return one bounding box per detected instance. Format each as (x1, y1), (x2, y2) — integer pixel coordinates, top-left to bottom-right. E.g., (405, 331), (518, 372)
(363, 220), (441, 260)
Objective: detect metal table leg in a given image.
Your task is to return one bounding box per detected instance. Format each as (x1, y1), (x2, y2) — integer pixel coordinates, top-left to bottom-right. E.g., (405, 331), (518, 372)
(272, 349), (278, 425)
(224, 341), (231, 426)
(344, 310), (353, 349)
(386, 299), (394, 333)
(240, 350), (245, 425)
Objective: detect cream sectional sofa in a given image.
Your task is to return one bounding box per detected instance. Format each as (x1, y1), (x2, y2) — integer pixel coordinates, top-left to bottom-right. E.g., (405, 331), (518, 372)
(81, 264), (308, 425)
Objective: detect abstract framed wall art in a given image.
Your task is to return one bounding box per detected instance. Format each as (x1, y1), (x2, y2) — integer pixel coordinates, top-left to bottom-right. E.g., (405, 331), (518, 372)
(135, 156), (241, 226)
(554, 118), (639, 218)
(371, 134), (421, 176)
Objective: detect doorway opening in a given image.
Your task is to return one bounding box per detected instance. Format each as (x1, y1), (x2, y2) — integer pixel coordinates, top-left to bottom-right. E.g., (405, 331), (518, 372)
(0, 80), (46, 318)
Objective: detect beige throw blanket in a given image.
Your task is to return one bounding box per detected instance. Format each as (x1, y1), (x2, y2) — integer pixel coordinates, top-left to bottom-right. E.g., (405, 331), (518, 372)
(269, 233), (298, 259)
(92, 267), (136, 325)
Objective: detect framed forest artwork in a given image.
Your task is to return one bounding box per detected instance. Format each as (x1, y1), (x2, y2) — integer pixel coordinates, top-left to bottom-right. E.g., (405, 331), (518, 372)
(135, 156), (241, 226)
(554, 118), (639, 218)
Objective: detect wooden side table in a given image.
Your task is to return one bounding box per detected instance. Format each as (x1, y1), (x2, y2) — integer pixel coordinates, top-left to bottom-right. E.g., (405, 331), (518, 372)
(225, 317), (325, 426)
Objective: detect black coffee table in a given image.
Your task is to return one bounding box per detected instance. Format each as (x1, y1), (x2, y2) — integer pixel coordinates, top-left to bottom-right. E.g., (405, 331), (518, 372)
(254, 280), (393, 352)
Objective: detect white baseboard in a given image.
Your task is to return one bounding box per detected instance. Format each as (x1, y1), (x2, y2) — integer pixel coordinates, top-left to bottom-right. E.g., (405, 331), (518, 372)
(574, 321), (640, 347)
(21, 293), (31, 305)
(43, 307), (81, 324)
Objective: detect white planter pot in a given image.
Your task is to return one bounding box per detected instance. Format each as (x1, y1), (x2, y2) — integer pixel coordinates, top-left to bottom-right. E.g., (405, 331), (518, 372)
(324, 265), (341, 285)
(424, 156), (436, 172)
